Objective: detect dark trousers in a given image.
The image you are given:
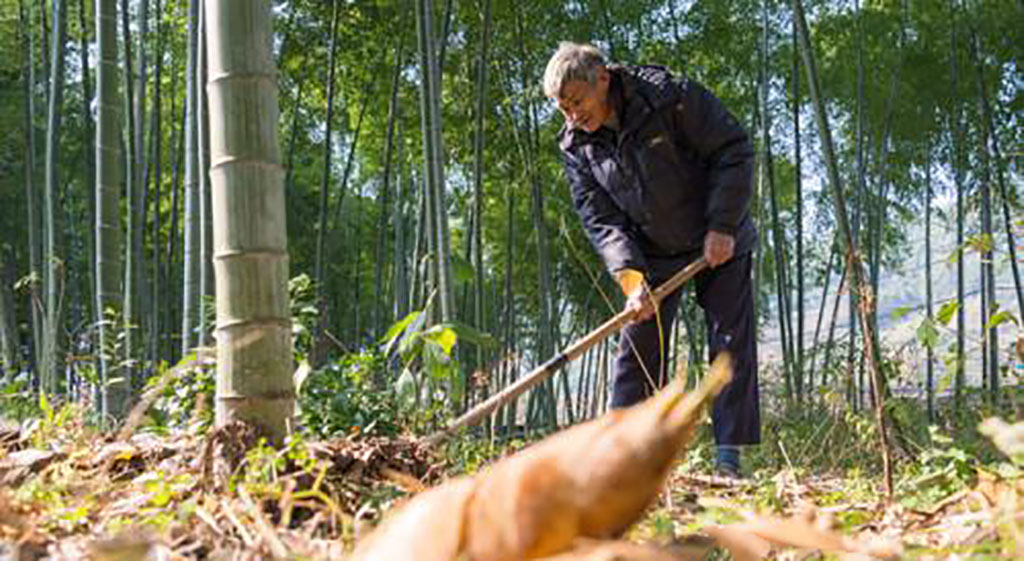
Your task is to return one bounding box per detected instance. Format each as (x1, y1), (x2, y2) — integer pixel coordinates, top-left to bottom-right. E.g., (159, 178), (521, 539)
(609, 252), (761, 446)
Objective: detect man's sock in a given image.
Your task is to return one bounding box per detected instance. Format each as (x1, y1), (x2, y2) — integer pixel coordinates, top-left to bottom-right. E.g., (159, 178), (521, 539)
(716, 445), (741, 475)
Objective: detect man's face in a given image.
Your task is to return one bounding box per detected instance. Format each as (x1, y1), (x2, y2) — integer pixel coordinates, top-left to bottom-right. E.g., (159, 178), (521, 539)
(553, 68), (611, 133)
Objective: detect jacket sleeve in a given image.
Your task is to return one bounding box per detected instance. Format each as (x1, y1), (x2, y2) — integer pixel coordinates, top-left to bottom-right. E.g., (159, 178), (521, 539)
(563, 149), (648, 275)
(672, 78), (755, 236)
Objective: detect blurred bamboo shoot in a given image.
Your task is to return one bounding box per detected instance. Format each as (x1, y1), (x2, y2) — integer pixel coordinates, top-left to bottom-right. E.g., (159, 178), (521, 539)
(351, 354), (733, 561)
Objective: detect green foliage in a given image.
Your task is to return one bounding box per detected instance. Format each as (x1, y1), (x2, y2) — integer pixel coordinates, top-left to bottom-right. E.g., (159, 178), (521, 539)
(14, 474), (91, 533)
(22, 392), (85, 449)
(936, 300), (960, 326)
(234, 437), (288, 493)
(289, 274), (320, 363)
(965, 233), (996, 255)
(984, 308), (1018, 330)
(225, 432), (346, 521)
(138, 470), (196, 509)
(294, 306), (504, 438)
(0, 377), (40, 422)
(143, 354), (215, 434)
(749, 393), (883, 475)
(384, 308), (497, 416)
(890, 305), (914, 320)
(916, 316), (940, 349)
(385, 310), (456, 382)
(298, 350), (400, 438)
(440, 433), (527, 476)
(897, 427), (978, 510)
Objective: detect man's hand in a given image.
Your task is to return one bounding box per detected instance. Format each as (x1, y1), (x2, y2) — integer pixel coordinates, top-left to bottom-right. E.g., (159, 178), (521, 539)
(625, 287), (656, 323)
(617, 269), (656, 323)
(704, 231), (735, 268)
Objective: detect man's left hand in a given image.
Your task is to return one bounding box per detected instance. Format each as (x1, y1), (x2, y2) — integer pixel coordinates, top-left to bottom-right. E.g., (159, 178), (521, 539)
(704, 231), (735, 268)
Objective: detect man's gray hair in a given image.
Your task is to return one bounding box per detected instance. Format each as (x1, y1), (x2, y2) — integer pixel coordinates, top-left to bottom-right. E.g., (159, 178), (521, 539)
(543, 42), (608, 98)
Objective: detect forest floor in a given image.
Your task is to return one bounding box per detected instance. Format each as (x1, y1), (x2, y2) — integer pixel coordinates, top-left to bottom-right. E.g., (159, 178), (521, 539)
(0, 390), (1019, 560)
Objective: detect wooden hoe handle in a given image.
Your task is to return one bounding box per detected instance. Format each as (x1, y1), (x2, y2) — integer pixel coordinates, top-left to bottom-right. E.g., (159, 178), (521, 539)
(423, 257), (709, 446)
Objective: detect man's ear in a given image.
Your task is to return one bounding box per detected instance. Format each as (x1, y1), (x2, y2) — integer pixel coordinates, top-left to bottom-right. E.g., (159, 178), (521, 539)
(596, 66), (610, 86)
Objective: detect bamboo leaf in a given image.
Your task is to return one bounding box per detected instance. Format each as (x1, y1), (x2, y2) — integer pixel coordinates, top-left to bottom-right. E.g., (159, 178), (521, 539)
(422, 325), (458, 356)
(890, 306), (914, 320)
(388, 311), (427, 358)
(966, 233), (995, 254)
(936, 300), (959, 326)
(985, 310), (1019, 330)
(396, 368), (418, 405)
(382, 311), (422, 347)
(916, 317), (939, 349)
(441, 321), (498, 348)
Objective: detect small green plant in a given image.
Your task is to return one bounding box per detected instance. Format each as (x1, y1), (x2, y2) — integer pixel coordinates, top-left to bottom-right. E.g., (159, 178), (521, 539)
(234, 437), (287, 494)
(442, 434), (512, 475)
(897, 426), (978, 509)
(632, 508), (678, 542)
(383, 307), (497, 427)
(129, 469), (199, 532)
(138, 470), (196, 508)
(289, 274), (320, 363)
(0, 377), (41, 422)
(144, 353), (215, 433)
(22, 392), (85, 449)
(299, 350), (401, 438)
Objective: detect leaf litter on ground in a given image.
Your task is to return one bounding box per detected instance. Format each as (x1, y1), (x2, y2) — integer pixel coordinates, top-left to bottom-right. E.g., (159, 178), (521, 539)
(0, 355), (1018, 560)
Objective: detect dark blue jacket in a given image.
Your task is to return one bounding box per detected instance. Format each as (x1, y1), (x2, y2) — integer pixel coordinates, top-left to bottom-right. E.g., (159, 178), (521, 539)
(558, 65), (756, 276)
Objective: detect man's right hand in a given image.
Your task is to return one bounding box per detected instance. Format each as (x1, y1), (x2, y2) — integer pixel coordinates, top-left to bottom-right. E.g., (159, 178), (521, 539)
(625, 288), (656, 323)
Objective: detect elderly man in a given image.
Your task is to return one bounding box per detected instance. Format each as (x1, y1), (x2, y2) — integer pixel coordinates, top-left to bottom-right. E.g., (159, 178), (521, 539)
(544, 42), (760, 476)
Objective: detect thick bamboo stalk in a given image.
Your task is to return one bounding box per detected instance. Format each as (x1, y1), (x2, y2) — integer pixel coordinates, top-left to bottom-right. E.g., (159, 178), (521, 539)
(807, 241), (837, 388)
(792, 10), (804, 402)
(761, 0), (794, 402)
(166, 82), (185, 362)
(968, 27), (1003, 400)
(393, 126), (409, 321)
(207, 0), (294, 443)
(416, 0), (454, 324)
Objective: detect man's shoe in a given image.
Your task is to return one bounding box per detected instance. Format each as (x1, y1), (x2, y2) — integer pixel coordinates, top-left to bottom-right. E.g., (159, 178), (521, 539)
(715, 462), (741, 479)
(715, 445), (741, 478)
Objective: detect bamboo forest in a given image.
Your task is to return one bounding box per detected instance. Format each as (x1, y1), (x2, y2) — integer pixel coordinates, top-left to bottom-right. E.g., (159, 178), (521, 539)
(0, 0), (1020, 558)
